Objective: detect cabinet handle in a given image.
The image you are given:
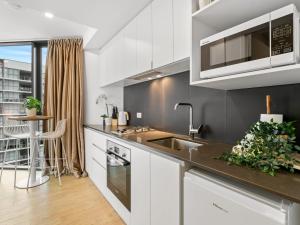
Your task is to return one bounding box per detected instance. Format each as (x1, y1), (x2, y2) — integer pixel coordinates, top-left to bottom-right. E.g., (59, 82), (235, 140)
(106, 154), (125, 166)
(92, 143), (106, 153)
(92, 157), (106, 169)
(92, 143), (125, 166)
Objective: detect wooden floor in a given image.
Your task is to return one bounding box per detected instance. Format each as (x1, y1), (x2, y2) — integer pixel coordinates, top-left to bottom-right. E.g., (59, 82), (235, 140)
(0, 170), (125, 225)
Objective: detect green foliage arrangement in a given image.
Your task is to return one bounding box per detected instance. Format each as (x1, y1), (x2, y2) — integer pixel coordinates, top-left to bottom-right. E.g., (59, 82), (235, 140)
(100, 114), (108, 119)
(24, 96), (41, 112)
(220, 120), (300, 176)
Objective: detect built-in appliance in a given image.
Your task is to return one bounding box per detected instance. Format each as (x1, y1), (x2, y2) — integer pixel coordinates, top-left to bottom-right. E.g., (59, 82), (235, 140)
(200, 4), (300, 79)
(106, 140), (131, 210)
(118, 111), (129, 126)
(184, 170), (300, 225)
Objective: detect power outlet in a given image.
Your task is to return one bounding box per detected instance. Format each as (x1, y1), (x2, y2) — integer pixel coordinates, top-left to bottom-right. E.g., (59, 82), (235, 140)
(137, 112), (142, 119)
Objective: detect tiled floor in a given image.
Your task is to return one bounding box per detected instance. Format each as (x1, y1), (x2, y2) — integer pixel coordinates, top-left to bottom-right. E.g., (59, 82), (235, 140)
(0, 170), (125, 225)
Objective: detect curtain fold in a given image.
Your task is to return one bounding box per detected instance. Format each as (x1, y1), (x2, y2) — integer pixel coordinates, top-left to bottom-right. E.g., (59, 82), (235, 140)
(44, 38), (86, 178)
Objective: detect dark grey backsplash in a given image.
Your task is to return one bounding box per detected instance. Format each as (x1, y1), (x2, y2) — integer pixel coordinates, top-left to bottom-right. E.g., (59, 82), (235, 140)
(124, 71), (300, 144)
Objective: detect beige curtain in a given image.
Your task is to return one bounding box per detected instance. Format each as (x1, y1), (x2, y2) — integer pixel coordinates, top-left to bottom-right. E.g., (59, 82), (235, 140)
(44, 38), (86, 178)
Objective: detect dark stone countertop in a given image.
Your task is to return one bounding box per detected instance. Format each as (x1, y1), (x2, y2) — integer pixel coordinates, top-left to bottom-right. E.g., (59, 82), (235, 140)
(84, 124), (300, 204)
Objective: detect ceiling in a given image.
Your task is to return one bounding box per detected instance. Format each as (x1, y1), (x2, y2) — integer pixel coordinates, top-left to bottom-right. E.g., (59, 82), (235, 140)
(0, 0), (152, 49)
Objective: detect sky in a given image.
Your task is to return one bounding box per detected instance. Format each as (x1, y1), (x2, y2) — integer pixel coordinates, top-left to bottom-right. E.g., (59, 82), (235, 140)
(0, 45), (47, 65)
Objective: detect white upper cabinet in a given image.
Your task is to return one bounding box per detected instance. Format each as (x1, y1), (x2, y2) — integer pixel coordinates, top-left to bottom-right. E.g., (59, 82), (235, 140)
(99, 32), (123, 86)
(173, 0), (191, 61)
(122, 18), (138, 78)
(152, 0), (174, 69)
(99, 0), (191, 87)
(137, 5), (153, 73)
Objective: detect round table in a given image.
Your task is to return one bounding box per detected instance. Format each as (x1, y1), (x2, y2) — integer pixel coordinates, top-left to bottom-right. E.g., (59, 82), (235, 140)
(8, 115), (53, 189)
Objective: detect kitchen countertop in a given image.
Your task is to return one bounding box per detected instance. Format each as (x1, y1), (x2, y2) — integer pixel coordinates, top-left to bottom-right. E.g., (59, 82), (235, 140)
(84, 124), (300, 204)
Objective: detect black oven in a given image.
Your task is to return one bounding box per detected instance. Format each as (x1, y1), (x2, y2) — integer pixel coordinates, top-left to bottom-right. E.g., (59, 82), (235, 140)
(106, 140), (131, 211)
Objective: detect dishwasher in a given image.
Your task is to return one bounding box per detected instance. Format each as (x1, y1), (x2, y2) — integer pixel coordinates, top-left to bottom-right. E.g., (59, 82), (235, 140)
(184, 169), (300, 225)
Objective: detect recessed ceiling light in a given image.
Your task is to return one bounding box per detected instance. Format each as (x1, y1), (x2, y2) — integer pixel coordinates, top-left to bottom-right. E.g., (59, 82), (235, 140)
(156, 74), (162, 78)
(44, 12), (54, 19)
(147, 77), (153, 80)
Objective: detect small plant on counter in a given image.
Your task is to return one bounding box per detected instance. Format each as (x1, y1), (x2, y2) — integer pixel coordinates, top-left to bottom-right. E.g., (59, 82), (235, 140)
(24, 96), (41, 116)
(220, 120), (300, 176)
(101, 114), (108, 126)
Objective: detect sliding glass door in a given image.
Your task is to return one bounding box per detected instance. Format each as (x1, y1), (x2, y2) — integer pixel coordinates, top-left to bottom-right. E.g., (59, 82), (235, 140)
(0, 42), (47, 168)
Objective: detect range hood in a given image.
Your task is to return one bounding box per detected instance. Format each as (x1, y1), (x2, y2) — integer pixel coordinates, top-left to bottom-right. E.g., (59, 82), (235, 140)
(125, 58), (190, 86)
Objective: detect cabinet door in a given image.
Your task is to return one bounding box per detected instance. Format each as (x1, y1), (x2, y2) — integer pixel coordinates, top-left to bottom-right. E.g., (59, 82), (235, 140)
(99, 50), (107, 87)
(131, 147), (151, 225)
(123, 18), (137, 78)
(137, 5), (153, 73)
(150, 154), (182, 225)
(91, 156), (107, 193)
(101, 33), (123, 86)
(173, 0), (191, 61)
(152, 0), (174, 68)
(84, 129), (93, 174)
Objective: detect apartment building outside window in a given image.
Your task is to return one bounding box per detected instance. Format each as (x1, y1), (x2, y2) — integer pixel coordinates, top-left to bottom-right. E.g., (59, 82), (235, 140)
(0, 42), (47, 169)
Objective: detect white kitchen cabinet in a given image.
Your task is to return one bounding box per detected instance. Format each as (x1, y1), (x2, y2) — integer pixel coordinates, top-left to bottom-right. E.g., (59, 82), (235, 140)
(100, 32), (123, 87)
(84, 129), (93, 175)
(84, 128), (107, 194)
(173, 0), (191, 61)
(152, 0), (174, 69)
(150, 153), (182, 225)
(99, 0), (191, 87)
(122, 18), (137, 78)
(99, 50), (107, 87)
(91, 156), (107, 192)
(131, 147), (151, 225)
(137, 5), (153, 73)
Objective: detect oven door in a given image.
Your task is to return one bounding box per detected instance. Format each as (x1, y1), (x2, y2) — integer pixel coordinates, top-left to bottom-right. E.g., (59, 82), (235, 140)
(200, 14), (271, 79)
(107, 152), (131, 211)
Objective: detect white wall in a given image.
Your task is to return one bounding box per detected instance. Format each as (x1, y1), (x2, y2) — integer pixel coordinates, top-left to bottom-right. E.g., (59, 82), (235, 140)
(84, 51), (124, 125)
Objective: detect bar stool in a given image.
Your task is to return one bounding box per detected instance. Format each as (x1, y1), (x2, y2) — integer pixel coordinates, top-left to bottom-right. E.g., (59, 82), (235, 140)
(28, 119), (70, 186)
(0, 119), (30, 187)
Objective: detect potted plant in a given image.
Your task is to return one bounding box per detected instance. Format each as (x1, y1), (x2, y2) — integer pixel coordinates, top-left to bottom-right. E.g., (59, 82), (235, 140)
(24, 96), (41, 116)
(220, 120), (300, 176)
(101, 114), (108, 127)
(96, 94), (113, 126)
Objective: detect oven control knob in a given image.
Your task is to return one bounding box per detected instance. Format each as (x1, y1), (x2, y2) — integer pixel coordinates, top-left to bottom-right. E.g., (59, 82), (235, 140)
(114, 147), (120, 154)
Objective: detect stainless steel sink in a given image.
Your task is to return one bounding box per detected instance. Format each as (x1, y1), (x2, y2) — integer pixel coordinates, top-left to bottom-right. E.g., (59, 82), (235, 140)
(148, 137), (203, 151)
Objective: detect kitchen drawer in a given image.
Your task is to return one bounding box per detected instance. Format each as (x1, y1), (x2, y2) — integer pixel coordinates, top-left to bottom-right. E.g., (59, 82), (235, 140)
(85, 128), (107, 150)
(84, 128), (107, 168)
(91, 156), (107, 193)
(91, 142), (107, 169)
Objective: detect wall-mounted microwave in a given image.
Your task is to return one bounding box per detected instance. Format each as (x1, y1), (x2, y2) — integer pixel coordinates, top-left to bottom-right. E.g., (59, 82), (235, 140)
(200, 4), (300, 79)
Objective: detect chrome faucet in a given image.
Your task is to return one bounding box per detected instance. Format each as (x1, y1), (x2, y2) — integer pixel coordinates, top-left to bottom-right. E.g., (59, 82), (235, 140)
(174, 103), (204, 139)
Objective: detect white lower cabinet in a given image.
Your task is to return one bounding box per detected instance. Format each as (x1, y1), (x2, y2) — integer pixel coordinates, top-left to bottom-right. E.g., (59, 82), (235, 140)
(91, 157), (106, 192)
(131, 149), (183, 225)
(131, 147), (151, 225)
(84, 128), (107, 194)
(150, 153), (182, 225)
(85, 128), (183, 225)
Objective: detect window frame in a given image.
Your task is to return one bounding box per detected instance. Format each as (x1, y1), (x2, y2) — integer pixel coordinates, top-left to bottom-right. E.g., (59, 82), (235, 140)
(0, 41), (48, 111)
